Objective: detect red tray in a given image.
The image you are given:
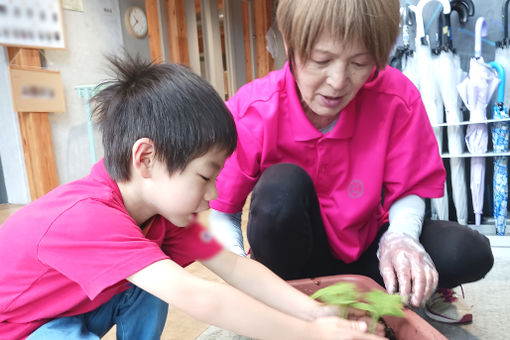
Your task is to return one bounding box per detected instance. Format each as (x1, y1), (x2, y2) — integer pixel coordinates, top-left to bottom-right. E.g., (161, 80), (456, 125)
(288, 274), (447, 340)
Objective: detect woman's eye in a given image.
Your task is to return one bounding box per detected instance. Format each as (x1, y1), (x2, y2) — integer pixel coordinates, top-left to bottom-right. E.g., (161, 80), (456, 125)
(312, 59), (329, 65)
(351, 61), (366, 67)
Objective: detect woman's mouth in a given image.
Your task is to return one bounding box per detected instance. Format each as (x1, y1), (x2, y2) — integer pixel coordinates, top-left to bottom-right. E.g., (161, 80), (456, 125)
(321, 95), (343, 108)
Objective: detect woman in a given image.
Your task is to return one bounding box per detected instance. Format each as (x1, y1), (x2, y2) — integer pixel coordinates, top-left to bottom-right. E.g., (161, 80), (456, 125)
(210, 0), (493, 325)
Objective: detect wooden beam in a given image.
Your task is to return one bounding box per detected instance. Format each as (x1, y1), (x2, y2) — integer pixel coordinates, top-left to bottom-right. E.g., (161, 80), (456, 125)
(145, 0), (163, 63)
(7, 47), (58, 201)
(242, 1), (253, 82)
(253, 0), (273, 78)
(165, 0), (190, 66)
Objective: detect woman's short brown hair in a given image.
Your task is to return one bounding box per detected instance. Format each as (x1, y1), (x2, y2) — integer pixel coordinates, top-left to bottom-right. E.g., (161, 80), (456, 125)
(277, 0), (400, 70)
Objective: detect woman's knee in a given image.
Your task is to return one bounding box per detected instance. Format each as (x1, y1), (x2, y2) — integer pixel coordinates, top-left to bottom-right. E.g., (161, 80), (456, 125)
(250, 163), (315, 224)
(421, 220), (494, 284)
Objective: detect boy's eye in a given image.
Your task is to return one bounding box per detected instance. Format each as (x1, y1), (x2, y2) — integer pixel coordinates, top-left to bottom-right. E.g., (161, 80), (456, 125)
(199, 175), (210, 182)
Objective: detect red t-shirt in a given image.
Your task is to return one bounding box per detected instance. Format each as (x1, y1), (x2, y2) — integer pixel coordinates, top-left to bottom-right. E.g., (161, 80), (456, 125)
(0, 160), (222, 339)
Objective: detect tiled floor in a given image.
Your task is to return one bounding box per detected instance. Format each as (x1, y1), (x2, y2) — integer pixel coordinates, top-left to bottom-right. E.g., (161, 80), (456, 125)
(2, 204), (509, 339)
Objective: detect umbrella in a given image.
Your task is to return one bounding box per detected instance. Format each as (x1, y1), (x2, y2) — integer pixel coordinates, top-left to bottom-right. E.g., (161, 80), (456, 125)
(391, 2), (417, 83)
(411, 0), (451, 221)
(457, 18), (500, 225)
(488, 61), (509, 235)
(495, 1), (510, 112)
(432, 11), (468, 225)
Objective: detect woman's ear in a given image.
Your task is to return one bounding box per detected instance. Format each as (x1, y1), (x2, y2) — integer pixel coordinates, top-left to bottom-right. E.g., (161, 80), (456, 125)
(132, 138), (156, 179)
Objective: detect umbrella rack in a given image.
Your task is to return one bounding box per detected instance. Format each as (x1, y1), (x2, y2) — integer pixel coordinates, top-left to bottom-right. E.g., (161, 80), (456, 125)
(434, 118), (510, 158)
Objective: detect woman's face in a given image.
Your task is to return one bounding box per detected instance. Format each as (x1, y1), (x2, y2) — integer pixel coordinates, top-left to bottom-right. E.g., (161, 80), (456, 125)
(293, 30), (375, 124)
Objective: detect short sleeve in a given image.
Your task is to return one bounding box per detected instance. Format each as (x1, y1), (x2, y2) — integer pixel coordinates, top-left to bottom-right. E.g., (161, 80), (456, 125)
(161, 220), (223, 267)
(382, 97), (446, 210)
(37, 199), (168, 299)
(211, 99), (263, 213)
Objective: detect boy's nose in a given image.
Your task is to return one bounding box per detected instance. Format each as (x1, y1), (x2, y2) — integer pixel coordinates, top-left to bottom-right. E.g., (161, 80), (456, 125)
(204, 183), (218, 202)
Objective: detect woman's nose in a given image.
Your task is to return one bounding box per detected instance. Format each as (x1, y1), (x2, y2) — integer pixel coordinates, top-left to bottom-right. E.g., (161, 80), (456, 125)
(327, 65), (348, 90)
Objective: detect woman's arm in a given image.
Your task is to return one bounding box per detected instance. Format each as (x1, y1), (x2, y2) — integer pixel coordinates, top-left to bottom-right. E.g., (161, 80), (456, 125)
(209, 209), (246, 256)
(128, 257), (382, 340)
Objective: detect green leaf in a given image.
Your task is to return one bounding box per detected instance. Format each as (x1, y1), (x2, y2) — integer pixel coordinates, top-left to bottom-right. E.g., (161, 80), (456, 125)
(364, 290), (405, 318)
(311, 282), (360, 305)
(307, 281), (405, 334)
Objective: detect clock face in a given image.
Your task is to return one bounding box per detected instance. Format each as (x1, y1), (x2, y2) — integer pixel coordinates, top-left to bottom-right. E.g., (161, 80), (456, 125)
(125, 6), (147, 39)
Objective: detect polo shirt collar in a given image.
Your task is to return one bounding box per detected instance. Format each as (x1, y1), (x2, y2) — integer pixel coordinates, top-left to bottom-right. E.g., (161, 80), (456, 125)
(284, 62), (357, 141)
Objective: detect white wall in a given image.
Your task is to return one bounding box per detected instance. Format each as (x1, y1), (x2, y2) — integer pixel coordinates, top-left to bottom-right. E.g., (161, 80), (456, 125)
(0, 49), (30, 204)
(43, 0), (125, 186)
(0, 0), (155, 203)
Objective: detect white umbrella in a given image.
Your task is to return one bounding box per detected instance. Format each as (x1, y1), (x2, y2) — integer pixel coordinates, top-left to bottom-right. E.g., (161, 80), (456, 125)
(398, 3), (419, 85)
(457, 18), (500, 225)
(411, 0), (451, 221)
(433, 11), (468, 225)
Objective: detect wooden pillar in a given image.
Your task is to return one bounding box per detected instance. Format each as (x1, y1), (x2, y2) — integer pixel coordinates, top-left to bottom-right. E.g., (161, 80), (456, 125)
(242, 1), (253, 82)
(145, 0), (163, 63)
(253, 0), (273, 78)
(7, 48), (59, 201)
(165, 0), (190, 66)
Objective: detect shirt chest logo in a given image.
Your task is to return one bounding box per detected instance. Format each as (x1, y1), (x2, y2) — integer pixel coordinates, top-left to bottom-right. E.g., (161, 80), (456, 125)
(347, 179), (364, 198)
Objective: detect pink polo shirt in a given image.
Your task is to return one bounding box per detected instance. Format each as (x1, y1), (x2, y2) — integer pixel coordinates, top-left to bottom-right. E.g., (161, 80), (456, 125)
(211, 63), (445, 263)
(0, 160), (222, 339)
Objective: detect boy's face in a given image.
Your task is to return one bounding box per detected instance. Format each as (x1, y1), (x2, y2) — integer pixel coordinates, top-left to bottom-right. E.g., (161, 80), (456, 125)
(149, 148), (229, 227)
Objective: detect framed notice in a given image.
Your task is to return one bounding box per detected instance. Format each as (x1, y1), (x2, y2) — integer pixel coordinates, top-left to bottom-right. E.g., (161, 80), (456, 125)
(9, 66), (66, 113)
(0, 0), (66, 49)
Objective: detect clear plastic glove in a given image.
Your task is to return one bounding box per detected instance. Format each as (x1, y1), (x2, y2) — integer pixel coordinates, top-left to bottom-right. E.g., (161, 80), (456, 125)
(377, 231), (438, 307)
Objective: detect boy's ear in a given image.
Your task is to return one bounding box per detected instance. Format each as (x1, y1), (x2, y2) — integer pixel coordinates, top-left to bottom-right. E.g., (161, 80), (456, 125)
(132, 138), (156, 179)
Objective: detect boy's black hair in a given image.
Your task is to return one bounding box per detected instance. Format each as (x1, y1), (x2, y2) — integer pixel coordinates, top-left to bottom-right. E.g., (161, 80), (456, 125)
(91, 55), (237, 181)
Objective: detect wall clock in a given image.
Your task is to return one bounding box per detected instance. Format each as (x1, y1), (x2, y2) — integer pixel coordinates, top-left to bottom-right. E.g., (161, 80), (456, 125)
(124, 6), (148, 39)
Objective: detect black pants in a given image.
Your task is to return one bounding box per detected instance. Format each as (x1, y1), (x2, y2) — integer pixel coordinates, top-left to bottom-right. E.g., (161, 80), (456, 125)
(247, 163), (494, 288)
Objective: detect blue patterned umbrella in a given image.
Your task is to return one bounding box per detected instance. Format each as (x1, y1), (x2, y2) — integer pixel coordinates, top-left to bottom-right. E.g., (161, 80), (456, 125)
(489, 62), (508, 235)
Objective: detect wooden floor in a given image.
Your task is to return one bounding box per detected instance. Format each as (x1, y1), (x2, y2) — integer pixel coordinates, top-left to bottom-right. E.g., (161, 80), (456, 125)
(0, 203), (249, 340)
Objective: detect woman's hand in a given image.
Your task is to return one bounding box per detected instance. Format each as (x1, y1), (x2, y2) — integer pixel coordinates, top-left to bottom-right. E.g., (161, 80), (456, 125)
(378, 231), (438, 307)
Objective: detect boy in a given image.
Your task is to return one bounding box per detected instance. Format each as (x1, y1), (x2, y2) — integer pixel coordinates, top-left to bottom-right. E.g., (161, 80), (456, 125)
(0, 56), (383, 340)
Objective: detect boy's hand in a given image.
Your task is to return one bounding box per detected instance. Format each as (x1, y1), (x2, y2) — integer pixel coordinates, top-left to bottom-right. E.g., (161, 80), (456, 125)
(309, 316), (387, 339)
(312, 305), (385, 337)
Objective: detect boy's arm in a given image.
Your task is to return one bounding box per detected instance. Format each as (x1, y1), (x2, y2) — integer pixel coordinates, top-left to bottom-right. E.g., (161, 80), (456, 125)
(127, 258), (381, 340)
(200, 250), (336, 321)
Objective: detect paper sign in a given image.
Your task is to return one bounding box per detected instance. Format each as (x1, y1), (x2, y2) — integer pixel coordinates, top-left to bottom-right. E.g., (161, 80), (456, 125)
(9, 66), (66, 113)
(62, 0), (83, 12)
(0, 0), (66, 49)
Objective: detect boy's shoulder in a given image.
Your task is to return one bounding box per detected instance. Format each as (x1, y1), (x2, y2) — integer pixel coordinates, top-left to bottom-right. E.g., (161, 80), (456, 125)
(1, 160), (125, 235)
